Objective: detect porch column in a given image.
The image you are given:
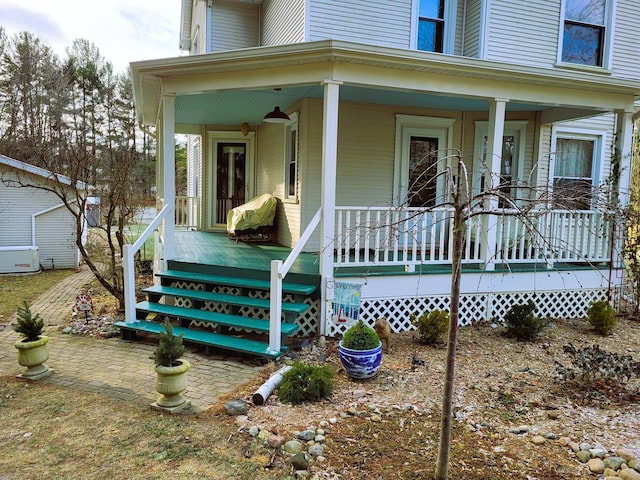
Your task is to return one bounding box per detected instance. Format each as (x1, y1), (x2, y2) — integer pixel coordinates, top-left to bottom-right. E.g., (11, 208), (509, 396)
(162, 94), (176, 263)
(482, 98), (508, 271)
(612, 109), (634, 269)
(320, 80), (341, 336)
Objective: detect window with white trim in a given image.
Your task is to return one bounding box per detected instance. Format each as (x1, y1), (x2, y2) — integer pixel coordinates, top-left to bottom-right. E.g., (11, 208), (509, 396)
(559, 0), (612, 68)
(284, 113), (299, 201)
(416, 0), (457, 54)
(551, 130), (604, 210)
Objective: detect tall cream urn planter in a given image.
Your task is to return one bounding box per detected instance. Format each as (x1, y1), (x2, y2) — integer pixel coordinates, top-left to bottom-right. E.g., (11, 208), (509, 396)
(152, 358), (191, 412)
(151, 319), (191, 413)
(14, 335), (51, 380)
(12, 301), (51, 380)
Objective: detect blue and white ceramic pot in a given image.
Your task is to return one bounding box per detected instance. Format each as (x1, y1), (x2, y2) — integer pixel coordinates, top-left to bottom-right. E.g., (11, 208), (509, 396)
(338, 340), (382, 379)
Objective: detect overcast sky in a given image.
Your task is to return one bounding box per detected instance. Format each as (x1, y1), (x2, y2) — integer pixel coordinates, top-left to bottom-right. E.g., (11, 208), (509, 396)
(1, 0), (184, 73)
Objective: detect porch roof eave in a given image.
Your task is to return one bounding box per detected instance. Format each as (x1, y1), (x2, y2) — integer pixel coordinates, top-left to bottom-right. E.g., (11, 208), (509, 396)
(130, 40), (640, 127)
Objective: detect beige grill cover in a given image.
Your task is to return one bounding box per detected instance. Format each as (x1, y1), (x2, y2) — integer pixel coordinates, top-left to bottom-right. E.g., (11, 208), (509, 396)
(226, 194), (277, 233)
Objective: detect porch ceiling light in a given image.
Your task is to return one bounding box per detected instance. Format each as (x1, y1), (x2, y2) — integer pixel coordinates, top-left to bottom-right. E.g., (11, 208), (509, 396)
(263, 88), (290, 123)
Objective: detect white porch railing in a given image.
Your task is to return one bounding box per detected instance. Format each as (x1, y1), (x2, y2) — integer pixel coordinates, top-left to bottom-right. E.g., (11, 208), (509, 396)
(123, 202), (172, 323)
(334, 206), (612, 269)
(175, 196), (199, 229)
(268, 208), (322, 354)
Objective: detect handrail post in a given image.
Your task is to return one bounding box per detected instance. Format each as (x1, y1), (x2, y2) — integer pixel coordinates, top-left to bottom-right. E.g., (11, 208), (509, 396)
(123, 244), (136, 324)
(269, 260), (282, 354)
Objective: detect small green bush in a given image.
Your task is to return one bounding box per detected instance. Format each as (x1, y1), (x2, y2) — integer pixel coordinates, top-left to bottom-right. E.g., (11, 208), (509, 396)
(13, 301), (45, 342)
(341, 320), (380, 350)
(503, 300), (549, 341)
(410, 310), (449, 345)
(586, 300), (617, 336)
(154, 319), (185, 367)
(277, 362), (336, 405)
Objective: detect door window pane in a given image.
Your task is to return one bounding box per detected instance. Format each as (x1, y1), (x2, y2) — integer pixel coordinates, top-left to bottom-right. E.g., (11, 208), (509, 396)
(409, 136), (439, 207)
(216, 143), (246, 223)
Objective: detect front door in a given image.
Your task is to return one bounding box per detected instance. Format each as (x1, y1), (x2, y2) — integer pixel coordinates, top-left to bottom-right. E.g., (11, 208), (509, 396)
(395, 119), (452, 254)
(207, 131), (255, 229)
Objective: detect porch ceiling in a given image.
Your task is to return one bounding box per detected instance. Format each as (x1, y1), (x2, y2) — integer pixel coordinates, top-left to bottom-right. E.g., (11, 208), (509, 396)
(174, 85), (549, 126)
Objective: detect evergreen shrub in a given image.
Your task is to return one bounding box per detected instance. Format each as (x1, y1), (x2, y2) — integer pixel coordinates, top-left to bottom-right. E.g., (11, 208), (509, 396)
(13, 301), (45, 342)
(503, 300), (549, 341)
(341, 320), (380, 350)
(154, 319), (185, 367)
(410, 310), (449, 345)
(277, 362), (336, 405)
(586, 300), (617, 336)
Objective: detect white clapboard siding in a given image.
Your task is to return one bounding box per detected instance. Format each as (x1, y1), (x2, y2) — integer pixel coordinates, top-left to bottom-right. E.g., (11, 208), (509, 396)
(262, 0), (305, 46)
(308, 0), (412, 49)
(0, 166), (79, 269)
(210, 1), (259, 52)
(256, 121), (301, 247)
(612, 0), (640, 80)
(35, 207), (78, 269)
(463, 0), (482, 58)
(485, 0), (560, 67)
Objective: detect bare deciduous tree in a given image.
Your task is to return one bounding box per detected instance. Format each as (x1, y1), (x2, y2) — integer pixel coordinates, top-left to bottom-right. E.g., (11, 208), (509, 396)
(0, 31), (155, 310)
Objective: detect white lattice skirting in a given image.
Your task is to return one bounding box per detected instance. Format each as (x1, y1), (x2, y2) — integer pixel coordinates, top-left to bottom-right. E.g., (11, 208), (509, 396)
(167, 277), (620, 341)
(328, 288), (617, 337)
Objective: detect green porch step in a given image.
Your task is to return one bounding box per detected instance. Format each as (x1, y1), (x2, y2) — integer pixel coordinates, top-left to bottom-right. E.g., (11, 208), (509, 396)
(157, 269), (317, 296)
(135, 301), (300, 336)
(143, 285), (309, 317)
(114, 320), (282, 359)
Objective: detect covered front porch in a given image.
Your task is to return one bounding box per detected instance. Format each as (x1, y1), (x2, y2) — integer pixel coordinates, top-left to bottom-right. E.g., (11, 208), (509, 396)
(124, 39), (634, 356)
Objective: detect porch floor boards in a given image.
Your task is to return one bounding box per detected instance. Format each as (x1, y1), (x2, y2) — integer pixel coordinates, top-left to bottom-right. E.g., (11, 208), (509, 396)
(174, 231), (319, 275)
(172, 231), (605, 277)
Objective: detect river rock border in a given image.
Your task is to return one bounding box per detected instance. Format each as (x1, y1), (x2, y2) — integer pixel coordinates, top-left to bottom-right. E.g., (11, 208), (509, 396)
(227, 394), (640, 479)
(508, 424), (640, 479)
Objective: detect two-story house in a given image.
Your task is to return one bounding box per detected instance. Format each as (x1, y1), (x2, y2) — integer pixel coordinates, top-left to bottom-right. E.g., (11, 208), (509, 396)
(120, 0), (639, 359)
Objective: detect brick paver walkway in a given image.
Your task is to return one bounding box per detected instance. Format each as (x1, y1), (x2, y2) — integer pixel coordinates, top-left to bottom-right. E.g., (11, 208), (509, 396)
(0, 266), (261, 412)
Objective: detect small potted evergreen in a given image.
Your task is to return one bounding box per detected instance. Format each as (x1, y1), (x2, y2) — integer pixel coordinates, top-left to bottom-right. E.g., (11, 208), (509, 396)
(152, 319), (191, 412)
(338, 320), (382, 379)
(13, 301), (51, 380)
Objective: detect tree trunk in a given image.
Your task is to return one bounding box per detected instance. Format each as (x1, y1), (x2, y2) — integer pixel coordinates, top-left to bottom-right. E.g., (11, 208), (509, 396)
(434, 177), (466, 480)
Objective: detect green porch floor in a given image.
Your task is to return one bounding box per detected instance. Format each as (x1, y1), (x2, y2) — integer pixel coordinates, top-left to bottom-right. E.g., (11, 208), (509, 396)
(173, 231), (611, 278)
(174, 231), (320, 275)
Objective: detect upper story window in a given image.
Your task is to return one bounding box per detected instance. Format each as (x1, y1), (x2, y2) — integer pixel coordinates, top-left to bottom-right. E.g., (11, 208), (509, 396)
(560, 0), (612, 68)
(416, 0), (456, 54)
(418, 0), (444, 53)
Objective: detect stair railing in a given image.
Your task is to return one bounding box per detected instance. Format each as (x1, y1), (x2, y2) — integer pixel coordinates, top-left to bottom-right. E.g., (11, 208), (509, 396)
(268, 207), (322, 354)
(123, 202), (172, 323)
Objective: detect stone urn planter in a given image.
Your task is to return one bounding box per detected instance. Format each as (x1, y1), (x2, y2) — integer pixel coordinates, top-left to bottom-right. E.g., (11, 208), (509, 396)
(154, 358), (191, 409)
(12, 301), (51, 380)
(338, 320), (383, 379)
(14, 335), (51, 380)
(151, 319), (191, 412)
